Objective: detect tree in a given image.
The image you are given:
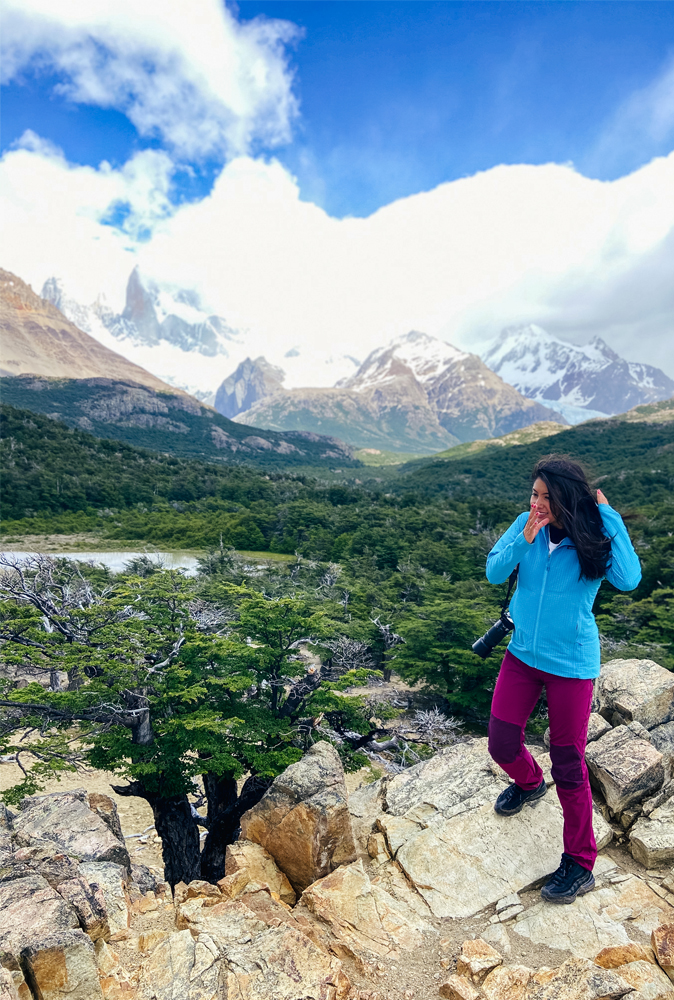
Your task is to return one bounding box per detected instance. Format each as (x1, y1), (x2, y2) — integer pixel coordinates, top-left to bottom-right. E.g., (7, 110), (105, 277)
(0, 556), (377, 886)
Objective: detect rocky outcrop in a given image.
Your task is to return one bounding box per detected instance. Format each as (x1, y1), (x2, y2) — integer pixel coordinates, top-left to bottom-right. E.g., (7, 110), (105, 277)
(12, 790), (130, 872)
(78, 863), (129, 936)
(224, 840), (295, 906)
(293, 859), (431, 963)
(596, 658), (674, 730)
(0, 874), (80, 958)
(240, 742), (357, 893)
(20, 929), (103, 1000)
(585, 721), (665, 814)
(350, 737), (611, 920)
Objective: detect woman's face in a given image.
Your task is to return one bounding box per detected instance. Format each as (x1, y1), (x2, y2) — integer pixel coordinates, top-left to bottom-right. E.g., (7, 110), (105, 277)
(531, 477), (562, 527)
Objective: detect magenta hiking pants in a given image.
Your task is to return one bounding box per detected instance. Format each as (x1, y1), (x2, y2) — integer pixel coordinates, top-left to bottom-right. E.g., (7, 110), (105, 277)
(488, 648), (596, 871)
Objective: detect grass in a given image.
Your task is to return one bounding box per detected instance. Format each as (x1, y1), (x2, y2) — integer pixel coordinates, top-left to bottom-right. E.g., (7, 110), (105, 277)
(353, 448), (428, 466)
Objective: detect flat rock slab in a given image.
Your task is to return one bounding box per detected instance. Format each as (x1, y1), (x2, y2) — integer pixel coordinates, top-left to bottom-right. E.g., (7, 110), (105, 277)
(586, 722), (664, 815)
(12, 790), (129, 871)
(596, 658), (674, 730)
(384, 738), (508, 824)
(512, 873), (674, 959)
(394, 787), (611, 919)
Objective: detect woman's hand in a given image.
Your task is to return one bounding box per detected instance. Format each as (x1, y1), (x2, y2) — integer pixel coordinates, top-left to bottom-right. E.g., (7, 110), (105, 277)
(524, 504), (550, 545)
(597, 489), (609, 505)
(523, 506), (550, 544)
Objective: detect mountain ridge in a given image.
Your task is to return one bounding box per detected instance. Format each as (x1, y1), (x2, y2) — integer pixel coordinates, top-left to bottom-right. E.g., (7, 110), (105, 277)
(481, 323), (674, 422)
(226, 331), (565, 452)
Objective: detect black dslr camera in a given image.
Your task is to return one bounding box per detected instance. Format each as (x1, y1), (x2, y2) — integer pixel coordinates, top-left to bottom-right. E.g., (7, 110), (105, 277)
(471, 609), (514, 659)
(471, 567), (518, 659)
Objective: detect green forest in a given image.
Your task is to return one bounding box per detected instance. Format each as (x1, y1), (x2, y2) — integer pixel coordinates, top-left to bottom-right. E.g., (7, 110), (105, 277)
(1, 401), (672, 880)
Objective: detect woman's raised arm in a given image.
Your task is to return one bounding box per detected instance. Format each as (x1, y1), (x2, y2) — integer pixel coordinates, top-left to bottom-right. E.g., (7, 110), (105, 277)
(486, 512), (531, 584)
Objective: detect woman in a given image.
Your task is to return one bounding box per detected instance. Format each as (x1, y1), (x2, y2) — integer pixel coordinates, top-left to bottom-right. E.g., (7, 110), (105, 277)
(486, 455), (641, 903)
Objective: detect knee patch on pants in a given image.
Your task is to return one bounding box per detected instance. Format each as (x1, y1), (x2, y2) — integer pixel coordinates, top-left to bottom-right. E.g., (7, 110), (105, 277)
(550, 743), (584, 789)
(488, 714), (522, 764)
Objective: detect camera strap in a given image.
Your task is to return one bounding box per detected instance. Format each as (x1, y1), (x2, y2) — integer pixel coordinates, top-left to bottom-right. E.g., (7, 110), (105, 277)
(501, 566), (519, 613)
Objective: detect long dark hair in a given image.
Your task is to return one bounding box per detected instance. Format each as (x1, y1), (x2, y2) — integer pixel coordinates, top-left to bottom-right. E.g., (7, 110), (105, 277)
(532, 455), (611, 580)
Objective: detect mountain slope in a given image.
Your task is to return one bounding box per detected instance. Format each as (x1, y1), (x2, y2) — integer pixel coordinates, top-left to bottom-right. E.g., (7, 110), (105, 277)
(230, 331), (564, 452)
(0, 376), (357, 469)
(481, 324), (674, 423)
(0, 269), (177, 393)
(234, 372), (459, 453)
(398, 412), (674, 509)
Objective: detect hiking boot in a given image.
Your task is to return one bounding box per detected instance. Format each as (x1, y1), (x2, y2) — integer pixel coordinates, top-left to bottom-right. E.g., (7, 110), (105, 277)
(494, 778), (547, 816)
(541, 853), (595, 904)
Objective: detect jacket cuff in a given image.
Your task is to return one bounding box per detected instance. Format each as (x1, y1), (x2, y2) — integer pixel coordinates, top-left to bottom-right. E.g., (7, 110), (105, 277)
(512, 530), (532, 553)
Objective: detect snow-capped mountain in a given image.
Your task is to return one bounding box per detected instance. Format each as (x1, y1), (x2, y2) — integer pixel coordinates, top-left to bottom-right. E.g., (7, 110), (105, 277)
(41, 269), (242, 399)
(481, 324), (674, 423)
(337, 330), (469, 389)
(222, 331), (565, 453)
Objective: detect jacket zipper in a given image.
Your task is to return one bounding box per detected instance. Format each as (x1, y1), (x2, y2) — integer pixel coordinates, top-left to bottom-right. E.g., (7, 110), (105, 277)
(532, 549), (550, 659)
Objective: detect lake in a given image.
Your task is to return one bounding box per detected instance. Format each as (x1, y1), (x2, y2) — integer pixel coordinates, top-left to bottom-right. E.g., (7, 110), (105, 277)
(0, 551), (201, 575)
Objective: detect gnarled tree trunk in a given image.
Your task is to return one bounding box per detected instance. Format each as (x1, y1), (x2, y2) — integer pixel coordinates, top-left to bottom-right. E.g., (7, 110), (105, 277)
(200, 774), (273, 882)
(112, 781), (201, 888)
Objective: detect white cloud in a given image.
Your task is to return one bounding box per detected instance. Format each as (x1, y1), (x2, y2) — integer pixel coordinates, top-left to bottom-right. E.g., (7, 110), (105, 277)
(1, 0), (300, 159)
(2, 142), (674, 390)
(588, 57), (674, 176)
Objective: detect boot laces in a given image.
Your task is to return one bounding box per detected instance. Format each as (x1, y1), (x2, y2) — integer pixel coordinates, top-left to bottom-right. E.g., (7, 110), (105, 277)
(548, 854), (573, 886)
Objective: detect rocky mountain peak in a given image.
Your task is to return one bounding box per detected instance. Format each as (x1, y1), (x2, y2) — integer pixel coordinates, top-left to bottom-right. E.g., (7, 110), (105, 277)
(214, 356), (286, 419)
(340, 330), (469, 390)
(481, 323), (674, 422)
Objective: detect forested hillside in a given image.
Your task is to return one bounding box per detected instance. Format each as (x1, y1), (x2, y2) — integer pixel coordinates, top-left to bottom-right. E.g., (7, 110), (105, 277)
(2, 401), (672, 722)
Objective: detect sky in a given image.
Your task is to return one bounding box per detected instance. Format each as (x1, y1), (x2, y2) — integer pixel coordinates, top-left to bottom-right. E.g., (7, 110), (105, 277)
(2, 0), (674, 390)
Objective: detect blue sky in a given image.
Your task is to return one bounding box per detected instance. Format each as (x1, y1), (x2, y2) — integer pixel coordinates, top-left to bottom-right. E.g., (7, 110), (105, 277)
(4, 1), (674, 217)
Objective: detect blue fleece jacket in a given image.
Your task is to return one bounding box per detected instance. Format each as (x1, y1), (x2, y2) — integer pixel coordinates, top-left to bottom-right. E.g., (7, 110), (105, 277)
(486, 505), (642, 679)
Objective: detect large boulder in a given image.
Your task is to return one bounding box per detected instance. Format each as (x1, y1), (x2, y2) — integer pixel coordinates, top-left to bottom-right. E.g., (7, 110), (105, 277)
(20, 929), (103, 1000)
(585, 721), (664, 814)
(596, 658), (674, 730)
(240, 742), (357, 893)
(12, 790), (129, 871)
